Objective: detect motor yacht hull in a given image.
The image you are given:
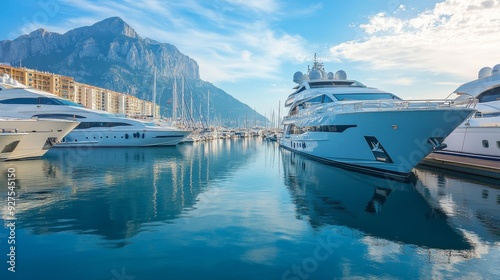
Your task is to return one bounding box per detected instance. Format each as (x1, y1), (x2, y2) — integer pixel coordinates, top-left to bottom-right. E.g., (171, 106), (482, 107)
(0, 119), (79, 160)
(57, 128), (191, 147)
(437, 125), (500, 160)
(280, 108), (475, 177)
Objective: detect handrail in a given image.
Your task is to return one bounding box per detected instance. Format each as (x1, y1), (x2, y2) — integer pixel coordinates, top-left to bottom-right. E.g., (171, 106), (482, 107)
(283, 98), (477, 121)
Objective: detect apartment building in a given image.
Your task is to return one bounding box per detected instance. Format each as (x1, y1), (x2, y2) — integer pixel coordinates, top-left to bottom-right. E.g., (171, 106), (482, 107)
(0, 64), (159, 117)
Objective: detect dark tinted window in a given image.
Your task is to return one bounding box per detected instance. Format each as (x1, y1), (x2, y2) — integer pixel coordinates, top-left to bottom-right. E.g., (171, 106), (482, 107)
(76, 122), (133, 129)
(477, 86), (500, 103)
(33, 114), (87, 119)
(0, 97), (39, 104)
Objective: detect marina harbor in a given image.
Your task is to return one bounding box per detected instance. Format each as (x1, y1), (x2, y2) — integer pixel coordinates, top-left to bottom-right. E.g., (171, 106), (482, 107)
(0, 138), (498, 279)
(1, 5), (499, 279)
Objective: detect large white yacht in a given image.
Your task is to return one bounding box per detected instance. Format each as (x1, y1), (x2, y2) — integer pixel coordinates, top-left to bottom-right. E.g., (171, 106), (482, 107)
(0, 74), (191, 147)
(279, 55), (476, 178)
(437, 65), (500, 160)
(0, 118), (79, 160)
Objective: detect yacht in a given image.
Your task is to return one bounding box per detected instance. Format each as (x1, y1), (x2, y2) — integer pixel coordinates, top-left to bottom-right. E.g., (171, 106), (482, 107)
(279, 55), (476, 178)
(0, 74), (191, 147)
(0, 131), (27, 160)
(437, 64), (500, 160)
(0, 118), (79, 160)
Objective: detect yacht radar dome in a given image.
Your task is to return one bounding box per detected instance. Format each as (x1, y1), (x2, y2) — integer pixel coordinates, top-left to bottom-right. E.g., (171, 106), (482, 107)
(293, 71), (304, 83)
(492, 64), (500, 76)
(327, 72), (334, 79)
(309, 69), (322, 80)
(334, 70), (347, 80)
(478, 67), (492, 79)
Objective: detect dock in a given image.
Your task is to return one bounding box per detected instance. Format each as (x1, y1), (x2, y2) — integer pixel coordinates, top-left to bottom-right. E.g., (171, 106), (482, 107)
(420, 153), (500, 180)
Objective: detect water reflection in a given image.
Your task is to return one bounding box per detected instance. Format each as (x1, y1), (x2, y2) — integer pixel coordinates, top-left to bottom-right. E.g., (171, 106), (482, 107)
(0, 139), (260, 244)
(415, 168), (500, 244)
(280, 148), (473, 250)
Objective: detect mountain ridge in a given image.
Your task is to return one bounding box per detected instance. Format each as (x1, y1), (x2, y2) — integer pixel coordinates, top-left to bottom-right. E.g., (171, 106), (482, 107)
(0, 17), (266, 126)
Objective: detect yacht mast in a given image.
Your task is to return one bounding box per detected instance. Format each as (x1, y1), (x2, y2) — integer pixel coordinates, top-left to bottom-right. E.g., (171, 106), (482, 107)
(181, 76), (185, 125)
(172, 78), (177, 121)
(190, 91), (193, 126)
(207, 90), (210, 127)
(152, 67), (157, 119)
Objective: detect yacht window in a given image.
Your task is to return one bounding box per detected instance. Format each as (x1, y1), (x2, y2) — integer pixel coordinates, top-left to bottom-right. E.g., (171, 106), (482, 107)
(482, 140), (489, 148)
(76, 122), (133, 129)
(0, 97), (39, 104)
(1, 141), (20, 153)
(296, 86), (306, 94)
(477, 86), (500, 103)
(33, 113), (87, 119)
(39, 97), (63, 105)
(333, 93), (400, 101)
(306, 95), (334, 104)
(497, 141), (500, 149)
(38, 97), (85, 107)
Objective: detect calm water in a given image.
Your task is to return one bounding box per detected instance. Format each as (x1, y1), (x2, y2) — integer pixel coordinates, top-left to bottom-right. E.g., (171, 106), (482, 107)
(0, 138), (499, 280)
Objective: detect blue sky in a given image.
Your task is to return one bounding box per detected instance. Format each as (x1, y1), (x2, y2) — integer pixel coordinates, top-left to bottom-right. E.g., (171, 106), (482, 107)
(1, 0), (499, 118)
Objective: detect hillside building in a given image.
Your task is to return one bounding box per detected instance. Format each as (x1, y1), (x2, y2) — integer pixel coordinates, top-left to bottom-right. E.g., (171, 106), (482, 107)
(0, 64), (160, 117)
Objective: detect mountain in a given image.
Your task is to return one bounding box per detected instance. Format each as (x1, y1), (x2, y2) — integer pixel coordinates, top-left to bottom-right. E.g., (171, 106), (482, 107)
(0, 17), (267, 127)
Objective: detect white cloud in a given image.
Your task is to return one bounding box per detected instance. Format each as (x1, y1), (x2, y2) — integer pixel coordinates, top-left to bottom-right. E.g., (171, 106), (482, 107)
(330, 0), (500, 80)
(27, 0), (311, 83)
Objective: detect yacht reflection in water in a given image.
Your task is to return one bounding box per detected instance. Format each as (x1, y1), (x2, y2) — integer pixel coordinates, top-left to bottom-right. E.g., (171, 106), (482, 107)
(281, 148), (474, 251)
(0, 139), (259, 244)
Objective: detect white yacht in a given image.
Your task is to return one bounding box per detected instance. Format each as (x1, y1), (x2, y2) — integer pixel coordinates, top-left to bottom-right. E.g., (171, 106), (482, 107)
(0, 118), (79, 160)
(0, 131), (27, 160)
(280, 55), (476, 178)
(0, 75), (191, 147)
(437, 65), (500, 160)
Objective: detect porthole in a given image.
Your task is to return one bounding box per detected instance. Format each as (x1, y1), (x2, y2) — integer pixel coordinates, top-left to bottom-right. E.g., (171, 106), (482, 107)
(125, 133), (129, 139)
(142, 133), (145, 139)
(482, 140), (489, 148)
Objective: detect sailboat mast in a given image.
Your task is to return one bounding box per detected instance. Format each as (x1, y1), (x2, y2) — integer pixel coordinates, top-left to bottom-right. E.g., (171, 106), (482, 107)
(190, 91), (193, 125)
(181, 76), (185, 125)
(173, 78), (177, 121)
(152, 67), (157, 119)
(207, 90), (210, 127)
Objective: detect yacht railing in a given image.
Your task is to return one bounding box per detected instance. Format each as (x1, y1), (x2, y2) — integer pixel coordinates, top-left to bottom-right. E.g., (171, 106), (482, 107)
(283, 98), (477, 121)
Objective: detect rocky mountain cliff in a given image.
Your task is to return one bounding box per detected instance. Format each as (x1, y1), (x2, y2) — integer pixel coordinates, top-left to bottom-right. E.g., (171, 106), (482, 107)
(0, 17), (266, 126)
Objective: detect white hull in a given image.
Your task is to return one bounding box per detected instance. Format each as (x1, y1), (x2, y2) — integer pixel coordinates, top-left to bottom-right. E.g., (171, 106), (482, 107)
(0, 81), (192, 148)
(435, 66), (500, 160)
(439, 126), (500, 160)
(0, 119), (79, 160)
(57, 128), (190, 147)
(280, 109), (475, 177)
